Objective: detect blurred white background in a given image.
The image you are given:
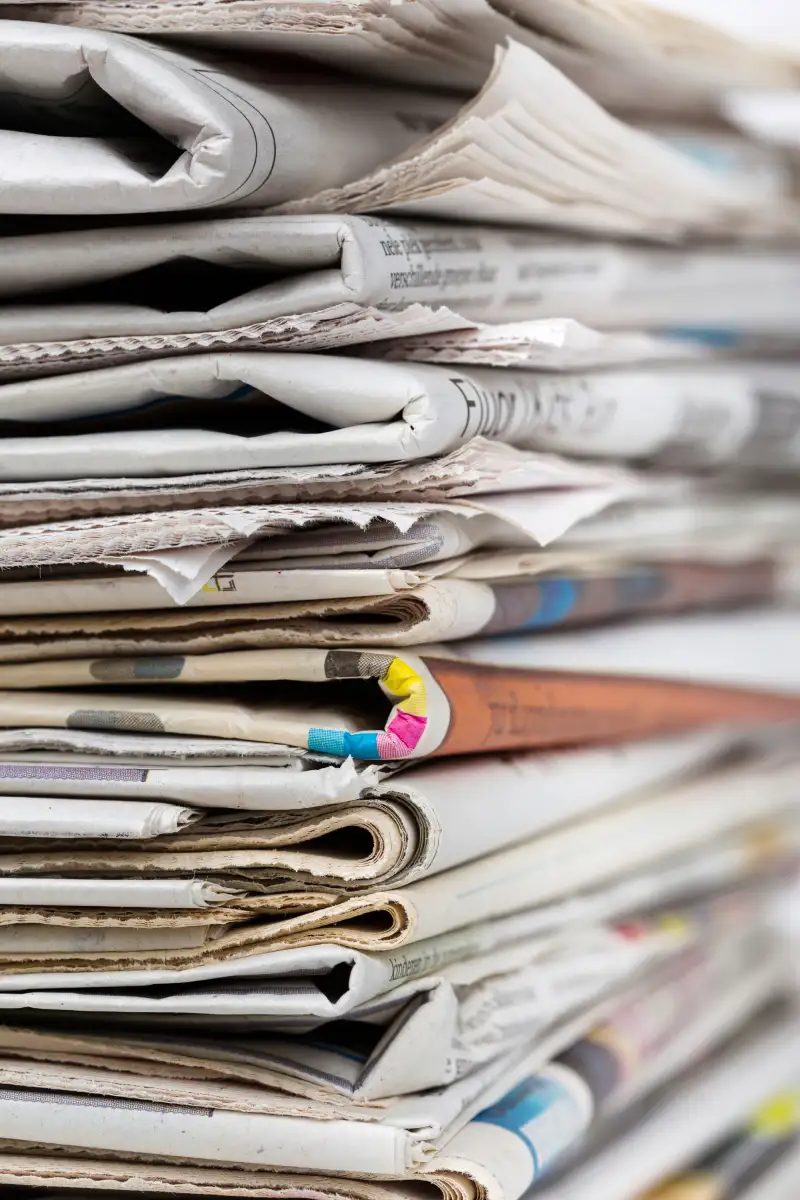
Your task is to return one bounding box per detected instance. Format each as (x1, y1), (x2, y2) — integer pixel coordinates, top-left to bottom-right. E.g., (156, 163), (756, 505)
(650, 0), (800, 47)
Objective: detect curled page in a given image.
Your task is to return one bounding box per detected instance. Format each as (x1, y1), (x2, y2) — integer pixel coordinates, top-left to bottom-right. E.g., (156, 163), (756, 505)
(0, 754), (795, 972)
(0, 613), (797, 762)
(0, 818), (788, 1007)
(0, 24), (793, 235)
(276, 40), (798, 241)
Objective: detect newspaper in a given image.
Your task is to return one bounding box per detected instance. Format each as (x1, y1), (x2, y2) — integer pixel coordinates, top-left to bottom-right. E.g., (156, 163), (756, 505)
(0, 894), (757, 1103)
(0, 442), (658, 533)
(0, 811), (789, 1012)
(0, 24), (792, 236)
(271, 41), (798, 241)
(0, 614), (797, 763)
(0, 754), (795, 968)
(0, 539), (729, 618)
(0, 25), (468, 217)
(0, 798), (201, 840)
(0, 729), (744, 889)
(3, 216), (800, 376)
(0, 940), (785, 1187)
(4, 355), (799, 486)
(530, 1020), (800, 1200)
(2, 0), (796, 105)
(0, 487), (671, 598)
(640, 1090), (800, 1199)
(374, 319), (704, 370)
(0, 558), (780, 663)
(3, 356), (774, 483)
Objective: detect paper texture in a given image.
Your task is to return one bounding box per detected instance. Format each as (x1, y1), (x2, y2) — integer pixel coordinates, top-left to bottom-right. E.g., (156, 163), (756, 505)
(376, 319), (704, 370)
(0, 811), (787, 1008)
(0, 441), (653, 538)
(0, 893), (755, 1103)
(0, 486), (654, 572)
(0, 23), (794, 238)
(0, 937), (786, 1186)
(0, 25), (464, 216)
(0, 796), (199, 840)
(273, 40), (798, 241)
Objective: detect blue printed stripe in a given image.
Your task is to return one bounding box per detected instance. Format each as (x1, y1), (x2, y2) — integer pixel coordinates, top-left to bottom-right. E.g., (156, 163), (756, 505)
(523, 578), (579, 629)
(308, 728), (381, 760)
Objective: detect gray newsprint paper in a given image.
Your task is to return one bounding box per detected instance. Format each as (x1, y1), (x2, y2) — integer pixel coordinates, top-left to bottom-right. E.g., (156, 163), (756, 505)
(0, 24), (795, 239)
(0, 355), (783, 482)
(2, 0), (797, 109)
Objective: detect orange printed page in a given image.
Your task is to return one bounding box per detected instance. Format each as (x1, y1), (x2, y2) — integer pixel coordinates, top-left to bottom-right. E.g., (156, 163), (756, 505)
(423, 658), (800, 758)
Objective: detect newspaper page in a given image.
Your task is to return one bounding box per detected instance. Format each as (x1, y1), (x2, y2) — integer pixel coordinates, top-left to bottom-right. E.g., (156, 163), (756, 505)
(2, 216), (800, 363)
(0, 559), (779, 663)
(0, 729), (741, 890)
(640, 1091), (800, 1199)
(0, 895), (750, 1103)
(273, 41), (796, 241)
(0, 814), (789, 1010)
(0, 754), (794, 965)
(0, 487), (665, 602)
(0, 614), (797, 762)
(1, 355), (791, 483)
(0, 24), (464, 216)
(0, 743), (379, 810)
(0, 24), (793, 236)
(0, 446), (669, 531)
(0, 938), (785, 1183)
(374, 319), (704, 370)
(1, 0), (796, 103)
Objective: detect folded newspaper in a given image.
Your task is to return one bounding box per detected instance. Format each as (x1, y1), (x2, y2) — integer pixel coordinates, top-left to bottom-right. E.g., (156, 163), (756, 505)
(1, 1007), (794, 1200)
(3, 215), (799, 380)
(0, 889), (764, 1099)
(0, 24), (792, 240)
(3, 355), (799, 482)
(0, 557), (780, 663)
(0, 611), (796, 762)
(2, 0), (796, 103)
(0, 728), (763, 892)
(0, 751), (795, 972)
(0, 936), (789, 1197)
(0, 726), (740, 888)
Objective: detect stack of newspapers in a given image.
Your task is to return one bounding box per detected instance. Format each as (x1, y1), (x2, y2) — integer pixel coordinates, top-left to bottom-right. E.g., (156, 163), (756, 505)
(0, 2), (800, 1199)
